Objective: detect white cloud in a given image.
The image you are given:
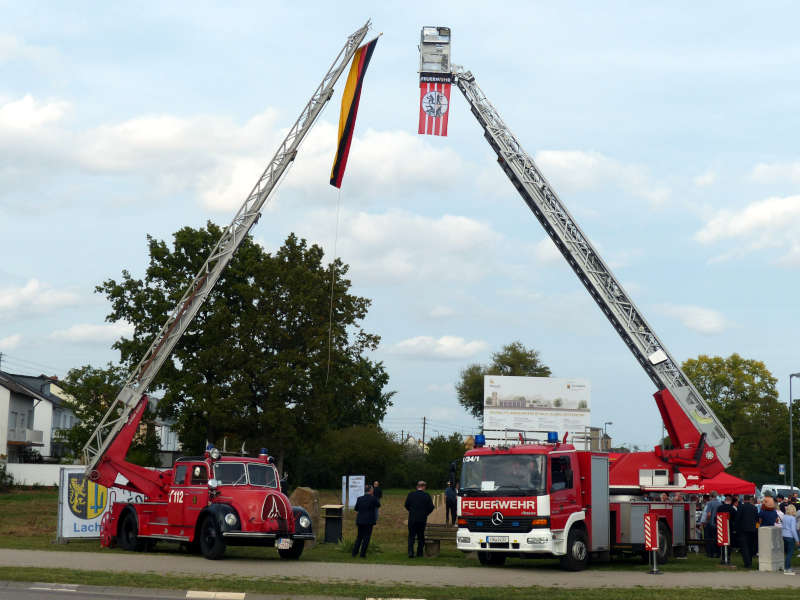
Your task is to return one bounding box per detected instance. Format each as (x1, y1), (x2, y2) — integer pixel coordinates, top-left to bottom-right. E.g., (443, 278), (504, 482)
(693, 170), (716, 187)
(533, 237), (561, 263)
(428, 305), (456, 318)
(0, 95), (69, 131)
(0, 279), (80, 317)
(391, 335), (488, 360)
(534, 150), (670, 206)
(49, 322), (134, 344)
(749, 161), (800, 184)
(658, 304), (729, 335)
(301, 209), (504, 284)
(694, 195), (800, 264)
(0, 334), (22, 350)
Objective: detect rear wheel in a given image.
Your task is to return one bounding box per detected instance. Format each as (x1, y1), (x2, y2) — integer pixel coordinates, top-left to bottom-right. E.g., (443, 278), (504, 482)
(560, 527), (589, 571)
(117, 513), (144, 552)
(278, 540), (305, 559)
(199, 517), (226, 560)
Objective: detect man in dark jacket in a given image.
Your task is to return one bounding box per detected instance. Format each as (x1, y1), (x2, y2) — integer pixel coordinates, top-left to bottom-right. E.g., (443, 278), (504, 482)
(352, 485), (380, 558)
(445, 482), (457, 526)
(372, 480), (383, 522)
(405, 480), (434, 558)
(734, 494), (758, 568)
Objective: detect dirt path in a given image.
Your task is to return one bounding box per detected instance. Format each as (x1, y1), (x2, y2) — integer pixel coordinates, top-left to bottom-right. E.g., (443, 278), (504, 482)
(2, 549), (799, 589)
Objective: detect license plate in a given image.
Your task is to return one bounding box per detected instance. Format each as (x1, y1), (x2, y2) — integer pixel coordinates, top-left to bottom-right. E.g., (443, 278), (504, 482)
(486, 535), (508, 543)
(277, 538), (293, 550)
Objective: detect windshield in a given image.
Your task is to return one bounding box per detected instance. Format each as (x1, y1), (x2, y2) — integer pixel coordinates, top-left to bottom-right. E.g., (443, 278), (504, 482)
(248, 463), (278, 488)
(214, 463), (247, 485)
(461, 454), (546, 496)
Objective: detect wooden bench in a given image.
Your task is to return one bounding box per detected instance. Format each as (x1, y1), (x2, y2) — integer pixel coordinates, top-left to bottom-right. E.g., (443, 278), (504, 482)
(424, 523), (457, 557)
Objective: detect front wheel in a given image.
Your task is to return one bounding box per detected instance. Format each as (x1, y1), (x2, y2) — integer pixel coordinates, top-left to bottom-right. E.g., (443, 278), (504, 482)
(199, 517), (226, 560)
(278, 540), (305, 560)
(560, 527), (589, 571)
(117, 513), (144, 552)
(477, 551), (506, 566)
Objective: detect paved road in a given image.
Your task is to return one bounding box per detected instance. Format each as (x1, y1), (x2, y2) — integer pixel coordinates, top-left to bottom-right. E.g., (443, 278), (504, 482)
(2, 549), (800, 589)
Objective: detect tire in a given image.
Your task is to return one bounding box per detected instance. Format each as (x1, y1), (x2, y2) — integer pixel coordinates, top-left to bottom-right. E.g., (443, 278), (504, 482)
(199, 516), (226, 560)
(655, 521), (671, 564)
(560, 527), (589, 571)
(278, 540), (305, 560)
(117, 512), (144, 552)
(477, 551), (506, 566)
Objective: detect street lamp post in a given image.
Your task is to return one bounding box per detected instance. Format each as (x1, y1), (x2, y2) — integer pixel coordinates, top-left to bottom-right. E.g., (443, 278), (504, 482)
(791, 373), (800, 490)
(604, 421), (613, 436)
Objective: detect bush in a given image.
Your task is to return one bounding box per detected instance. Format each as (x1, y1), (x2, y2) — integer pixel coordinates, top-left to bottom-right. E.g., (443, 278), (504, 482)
(0, 463), (14, 492)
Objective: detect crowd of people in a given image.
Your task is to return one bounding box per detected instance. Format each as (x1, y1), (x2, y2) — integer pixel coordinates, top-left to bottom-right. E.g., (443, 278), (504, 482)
(696, 490), (800, 573)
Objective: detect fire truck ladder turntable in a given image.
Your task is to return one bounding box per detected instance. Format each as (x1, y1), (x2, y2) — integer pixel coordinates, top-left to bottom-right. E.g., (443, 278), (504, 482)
(82, 21), (371, 478)
(452, 66), (732, 470)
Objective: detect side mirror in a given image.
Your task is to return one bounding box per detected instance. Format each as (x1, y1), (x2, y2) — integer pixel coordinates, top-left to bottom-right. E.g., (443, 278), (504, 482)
(280, 476), (288, 495)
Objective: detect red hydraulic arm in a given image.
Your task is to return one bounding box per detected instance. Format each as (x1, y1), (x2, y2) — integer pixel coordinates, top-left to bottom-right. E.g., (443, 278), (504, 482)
(88, 395), (172, 501)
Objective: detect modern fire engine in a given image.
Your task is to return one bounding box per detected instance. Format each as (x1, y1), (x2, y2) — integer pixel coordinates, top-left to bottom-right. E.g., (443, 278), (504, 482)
(417, 27), (734, 569)
(80, 21), (373, 560)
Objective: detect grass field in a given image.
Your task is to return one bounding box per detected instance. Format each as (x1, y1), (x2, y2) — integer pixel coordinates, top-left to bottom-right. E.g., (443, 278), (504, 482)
(3, 487), (798, 599)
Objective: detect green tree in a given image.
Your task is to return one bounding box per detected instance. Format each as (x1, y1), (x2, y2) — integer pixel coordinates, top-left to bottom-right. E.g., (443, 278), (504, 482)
(59, 363), (161, 466)
(682, 353), (787, 484)
(425, 432), (465, 486)
(97, 225), (393, 473)
(456, 341), (551, 419)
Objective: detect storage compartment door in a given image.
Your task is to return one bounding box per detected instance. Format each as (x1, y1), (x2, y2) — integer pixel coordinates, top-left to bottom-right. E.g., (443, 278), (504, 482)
(590, 455), (609, 551)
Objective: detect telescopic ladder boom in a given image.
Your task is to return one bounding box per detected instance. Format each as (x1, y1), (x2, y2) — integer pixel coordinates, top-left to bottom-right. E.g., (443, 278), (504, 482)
(82, 21), (371, 476)
(453, 66), (732, 469)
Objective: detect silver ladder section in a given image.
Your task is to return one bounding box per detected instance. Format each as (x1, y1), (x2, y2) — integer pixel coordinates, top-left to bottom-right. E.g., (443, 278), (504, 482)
(453, 67), (732, 467)
(82, 21), (371, 473)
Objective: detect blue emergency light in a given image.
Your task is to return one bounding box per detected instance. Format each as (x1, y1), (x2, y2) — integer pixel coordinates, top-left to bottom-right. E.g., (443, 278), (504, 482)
(475, 434), (486, 447)
(547, 431), (558, 443)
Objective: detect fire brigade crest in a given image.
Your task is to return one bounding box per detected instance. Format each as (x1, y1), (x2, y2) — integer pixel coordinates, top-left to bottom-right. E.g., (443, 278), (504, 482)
(67, 473), (108, 519)
(266, 495), (281, 519)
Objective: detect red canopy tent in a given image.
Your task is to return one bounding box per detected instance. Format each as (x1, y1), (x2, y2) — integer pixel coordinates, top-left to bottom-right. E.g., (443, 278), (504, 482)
(697, 472), (756, 496)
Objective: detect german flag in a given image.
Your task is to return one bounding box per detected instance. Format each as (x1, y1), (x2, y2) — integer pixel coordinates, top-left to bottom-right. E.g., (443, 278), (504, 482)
(330, 38), (378, 188)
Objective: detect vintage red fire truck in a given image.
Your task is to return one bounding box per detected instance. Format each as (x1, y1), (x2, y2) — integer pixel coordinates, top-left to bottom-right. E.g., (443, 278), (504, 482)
(96, 397), (313, 559)
(416, 27), (734, 570)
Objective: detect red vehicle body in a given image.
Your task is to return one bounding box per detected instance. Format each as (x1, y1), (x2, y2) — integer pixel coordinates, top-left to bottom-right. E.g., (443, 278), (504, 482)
(457, 438), (694, 570)
(94, 396), (313, 559)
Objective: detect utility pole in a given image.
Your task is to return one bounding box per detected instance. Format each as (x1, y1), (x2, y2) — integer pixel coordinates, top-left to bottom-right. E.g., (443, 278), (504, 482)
(0, 352), (3, 370)
(422, 417), (427, 451)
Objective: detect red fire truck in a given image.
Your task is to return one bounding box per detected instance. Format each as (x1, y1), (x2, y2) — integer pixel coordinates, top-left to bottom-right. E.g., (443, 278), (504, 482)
(416, 27), (734, 569)
(79, 21), (374, 560)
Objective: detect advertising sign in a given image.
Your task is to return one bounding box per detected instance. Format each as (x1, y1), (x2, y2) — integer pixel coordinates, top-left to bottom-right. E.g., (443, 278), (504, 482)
(483, 376), (590, 443)
(347, 475), (365, 509)
(57, 467), (144, 541)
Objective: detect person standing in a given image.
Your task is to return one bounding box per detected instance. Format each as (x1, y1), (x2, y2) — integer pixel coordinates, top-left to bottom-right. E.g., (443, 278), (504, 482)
(352, 485), (380, 558)
(372, 480), (383, 522)
(445, 482), (457, 526)
(700, 491), (722, 558)
(734, 494), (758, 568)
(782, 504), (800, 574)
(405, 480), (434, 558)
(759, 491), (780, 526)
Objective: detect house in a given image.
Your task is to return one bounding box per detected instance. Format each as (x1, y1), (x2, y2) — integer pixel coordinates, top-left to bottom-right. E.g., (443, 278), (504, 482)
(6, 373), (77, 459)
(0, 371), (46, 462)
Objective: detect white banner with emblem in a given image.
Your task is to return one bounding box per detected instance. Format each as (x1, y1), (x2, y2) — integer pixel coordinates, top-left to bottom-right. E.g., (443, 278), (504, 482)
(56, 466), (144, 541)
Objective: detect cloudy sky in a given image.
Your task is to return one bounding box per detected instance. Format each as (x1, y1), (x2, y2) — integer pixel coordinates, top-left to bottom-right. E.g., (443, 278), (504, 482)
(2, 2), (799, 451)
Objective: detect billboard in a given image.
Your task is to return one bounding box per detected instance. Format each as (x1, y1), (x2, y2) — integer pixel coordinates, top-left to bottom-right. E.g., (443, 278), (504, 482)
(483, 376), (590, 443)
(57, 467), (144, 541)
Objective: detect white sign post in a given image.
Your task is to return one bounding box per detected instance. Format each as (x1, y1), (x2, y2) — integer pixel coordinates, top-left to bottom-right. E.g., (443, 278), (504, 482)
(56, 466), (144, 542)
(483, 376), (590, 444)
(347, 475), (365, 509)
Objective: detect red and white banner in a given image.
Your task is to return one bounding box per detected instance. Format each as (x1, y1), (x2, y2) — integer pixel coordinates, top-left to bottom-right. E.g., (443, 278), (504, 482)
(716, 511), (730, 546)
(644, 512), (658, 551)
(418, 81), (451, 136)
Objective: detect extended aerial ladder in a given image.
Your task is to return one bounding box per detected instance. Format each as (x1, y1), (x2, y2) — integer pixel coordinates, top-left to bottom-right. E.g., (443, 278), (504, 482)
(82, 21), (371, 493)
(419, 27), (732, 478)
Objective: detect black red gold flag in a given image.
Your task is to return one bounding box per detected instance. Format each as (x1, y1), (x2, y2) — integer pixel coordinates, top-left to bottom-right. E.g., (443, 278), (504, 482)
(330, 38), (378, 188)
